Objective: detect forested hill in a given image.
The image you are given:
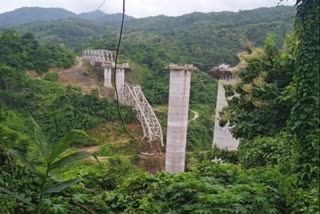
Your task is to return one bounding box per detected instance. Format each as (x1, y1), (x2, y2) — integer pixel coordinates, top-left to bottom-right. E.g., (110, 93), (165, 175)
(96, 6), (295, 70)
(113, 6), (295, 34)
(0, 7), (134, 28)
(7, 6), (295, 70)
(0, 7), (74, 27)
(0, 1), (319, 213)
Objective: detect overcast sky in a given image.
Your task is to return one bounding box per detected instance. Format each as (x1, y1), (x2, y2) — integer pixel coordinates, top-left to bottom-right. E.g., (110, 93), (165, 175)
(0, 0), (295, 18)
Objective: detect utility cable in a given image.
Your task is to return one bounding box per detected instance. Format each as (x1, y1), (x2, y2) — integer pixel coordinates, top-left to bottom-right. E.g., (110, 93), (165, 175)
(97, 0), (106, 10)
(113, 0), (137, 142)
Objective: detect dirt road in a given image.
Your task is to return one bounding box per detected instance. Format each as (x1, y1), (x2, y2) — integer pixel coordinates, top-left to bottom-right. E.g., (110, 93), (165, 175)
(58, 57), (99, 92)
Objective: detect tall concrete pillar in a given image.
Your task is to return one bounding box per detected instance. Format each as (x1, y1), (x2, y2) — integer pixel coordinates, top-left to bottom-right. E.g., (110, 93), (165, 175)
(114, 63), (129, 101)
(115, 68), (124, 100)
(104, 66), (112, 88)
(165, 64), (196, 173)
(213, 79), (239, 150)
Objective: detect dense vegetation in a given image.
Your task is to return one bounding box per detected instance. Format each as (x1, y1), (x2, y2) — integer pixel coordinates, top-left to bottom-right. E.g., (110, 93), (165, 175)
(85, 7), (295, 152)
(0, 2), (319, 213)
(0, 31), (74, 73)
(0, 30), (134, 150)
(220, 0), (319, 185)
(220, 33), (296, 139)
(90, 6), (295, 71)
(6, 6), (295, 70)
(219, 0), (319, 209)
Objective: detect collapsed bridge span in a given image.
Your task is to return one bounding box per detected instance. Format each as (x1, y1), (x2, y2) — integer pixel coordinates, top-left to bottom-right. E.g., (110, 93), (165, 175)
(82, 49), (163, 147)
(121, 83), (164, 147)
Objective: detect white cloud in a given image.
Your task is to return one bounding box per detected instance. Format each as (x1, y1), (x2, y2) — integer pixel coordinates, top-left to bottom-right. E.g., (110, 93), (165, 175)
(0, 0), (295, 18)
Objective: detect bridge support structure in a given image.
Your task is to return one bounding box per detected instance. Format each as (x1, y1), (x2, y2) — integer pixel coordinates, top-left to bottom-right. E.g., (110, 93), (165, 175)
(213, 79), (239, 150)
(83, 49), (164, 151)
(208, 64), (239, 150)
(165, 64), (197, 174)
(115, 63), (129, 102)
(104, 65), (112, 88)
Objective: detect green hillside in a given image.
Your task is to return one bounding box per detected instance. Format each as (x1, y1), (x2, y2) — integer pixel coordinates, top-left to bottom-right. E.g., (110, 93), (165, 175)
(12, 6), (295, 70)
(0, 2), (319, 214)
(0, 7), (134, 28)
(101, 6), (295, 70)
(0, 7), (75, 27)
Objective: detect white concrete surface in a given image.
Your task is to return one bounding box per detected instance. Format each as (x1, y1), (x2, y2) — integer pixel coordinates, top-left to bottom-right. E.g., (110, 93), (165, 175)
(104, 67), (112, 88)
(115, 68), (125, 101)
(213, 80), (239, 150)
(165, 65), (195, 173)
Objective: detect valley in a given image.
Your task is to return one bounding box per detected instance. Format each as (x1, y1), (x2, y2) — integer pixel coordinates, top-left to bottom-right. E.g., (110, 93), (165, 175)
(0, 2), (319, 213)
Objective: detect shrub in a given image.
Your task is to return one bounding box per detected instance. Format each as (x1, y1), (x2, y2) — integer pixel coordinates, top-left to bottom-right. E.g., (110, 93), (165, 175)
(43, 72), (58, 82)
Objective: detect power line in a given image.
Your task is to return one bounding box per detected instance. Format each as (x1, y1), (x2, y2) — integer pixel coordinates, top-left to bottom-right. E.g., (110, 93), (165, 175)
(97, 0), (106, 10)
(113, 0), (137, 142)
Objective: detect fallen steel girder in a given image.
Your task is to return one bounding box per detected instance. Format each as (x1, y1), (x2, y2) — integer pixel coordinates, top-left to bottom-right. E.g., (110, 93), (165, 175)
(121, 83), (164, 147)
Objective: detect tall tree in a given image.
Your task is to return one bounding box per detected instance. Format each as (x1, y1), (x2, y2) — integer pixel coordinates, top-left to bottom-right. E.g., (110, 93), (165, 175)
(289, 0), (320, 184)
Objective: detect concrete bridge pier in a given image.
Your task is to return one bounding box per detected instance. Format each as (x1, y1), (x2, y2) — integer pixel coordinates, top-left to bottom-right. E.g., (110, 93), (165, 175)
(165, 64), (196, 174)
(208, 64), (239, 150)
(115, 63), (130, 102)
(213, 79), (239, 150)
(104, 65), (112, 88)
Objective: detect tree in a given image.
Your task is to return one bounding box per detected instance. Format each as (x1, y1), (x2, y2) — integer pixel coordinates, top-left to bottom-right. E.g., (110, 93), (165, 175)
(289, 0), (320, 184)
(220, 34), (296, 139)
(0, 118), (92, 213)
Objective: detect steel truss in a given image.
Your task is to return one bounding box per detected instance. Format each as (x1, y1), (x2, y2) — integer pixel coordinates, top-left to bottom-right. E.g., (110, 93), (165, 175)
(121, 83), (164, 147)
(83, 49), (164, 148)
(82, 49), (116, 64)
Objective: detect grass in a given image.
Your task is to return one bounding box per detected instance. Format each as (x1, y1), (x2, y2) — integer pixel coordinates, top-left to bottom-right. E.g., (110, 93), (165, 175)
(3, 110), (26, 131)
(124, 60), (153, 85)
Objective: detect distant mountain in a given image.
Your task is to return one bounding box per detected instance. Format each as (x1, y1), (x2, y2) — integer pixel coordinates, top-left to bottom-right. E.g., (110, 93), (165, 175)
(99, 13), (135, 22)
(78, 10), (106, 21)
(0, 7), (75, 27)
(99, 6), (296, 69)
(2, 5), (295, 69)
(118, 6), (295, 34)
(78, 10), (134, 22)
(0, 7), (135, 28)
